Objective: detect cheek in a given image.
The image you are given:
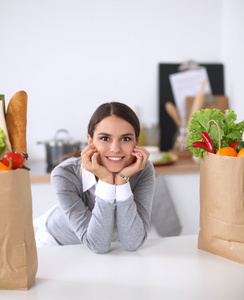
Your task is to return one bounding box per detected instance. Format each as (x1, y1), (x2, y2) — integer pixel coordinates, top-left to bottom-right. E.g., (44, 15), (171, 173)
(124, 145), (135, 160)
(95, 143), (105, 153)
(93, 142), (107, 161)
(127, 143), (136, 153)
(92, 139), (101, 149)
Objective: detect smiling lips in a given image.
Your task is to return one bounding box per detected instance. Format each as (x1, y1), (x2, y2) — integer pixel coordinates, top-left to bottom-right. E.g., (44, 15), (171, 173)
(106, 156), (124, 162)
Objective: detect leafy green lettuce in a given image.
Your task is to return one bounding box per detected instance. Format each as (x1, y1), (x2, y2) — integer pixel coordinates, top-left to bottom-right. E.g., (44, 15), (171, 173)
(187, 108), (244, 159)
(0, 128), (5, 155)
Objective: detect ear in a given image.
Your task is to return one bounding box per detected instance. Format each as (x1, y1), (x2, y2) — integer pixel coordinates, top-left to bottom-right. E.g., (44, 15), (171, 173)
(136, 136), (140, 145)
(87, 134), (92, 145)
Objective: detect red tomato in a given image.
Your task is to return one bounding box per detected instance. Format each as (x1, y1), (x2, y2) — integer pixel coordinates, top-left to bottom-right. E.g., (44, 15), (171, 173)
(229, 142), (239, 150)
(2, 152), (25, 169)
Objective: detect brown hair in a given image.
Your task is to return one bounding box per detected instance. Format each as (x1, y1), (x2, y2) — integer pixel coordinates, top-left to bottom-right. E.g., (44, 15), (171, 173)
(88, 102), (140, 139)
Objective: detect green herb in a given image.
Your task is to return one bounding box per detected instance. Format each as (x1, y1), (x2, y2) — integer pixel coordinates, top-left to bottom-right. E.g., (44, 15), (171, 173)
(0, 95), (5, 115)
(0, 128), (5, 155)
(187, 108), (244, 159)
(161, 154), (172, 163)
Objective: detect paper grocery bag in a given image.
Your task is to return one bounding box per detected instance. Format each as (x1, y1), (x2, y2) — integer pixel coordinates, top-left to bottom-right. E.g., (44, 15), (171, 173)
(198, 153), (244, 264)
(0, 169), (38, 290)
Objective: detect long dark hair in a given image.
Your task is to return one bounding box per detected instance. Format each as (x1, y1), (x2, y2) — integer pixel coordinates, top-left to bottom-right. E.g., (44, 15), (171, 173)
(88, 102), (140, 139)
(52, 102), (140, 169)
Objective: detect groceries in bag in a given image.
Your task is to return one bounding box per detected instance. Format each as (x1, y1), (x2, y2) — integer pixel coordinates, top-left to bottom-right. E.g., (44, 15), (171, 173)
(0, 91), (38, 290)
(0, 91), (29, 170)
(187, 108), (244, 158)
(187, 108), (244, 264)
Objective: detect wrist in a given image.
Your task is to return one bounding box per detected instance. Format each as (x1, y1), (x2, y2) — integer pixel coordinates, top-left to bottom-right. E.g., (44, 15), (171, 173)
(115, 172), (130, 185)
(95, 180), (116, 203)
(99, 173), (114, 185)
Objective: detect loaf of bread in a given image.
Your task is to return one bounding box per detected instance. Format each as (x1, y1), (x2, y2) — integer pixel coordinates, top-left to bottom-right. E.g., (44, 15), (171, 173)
(6, 91), (28, 153)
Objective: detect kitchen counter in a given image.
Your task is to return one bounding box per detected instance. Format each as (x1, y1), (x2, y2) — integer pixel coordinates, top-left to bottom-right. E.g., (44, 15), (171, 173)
(1, 235), (244, 300)
(29, 160), (51, 183)
(154, 156), (200, 175)
(29, 156), (200, 183)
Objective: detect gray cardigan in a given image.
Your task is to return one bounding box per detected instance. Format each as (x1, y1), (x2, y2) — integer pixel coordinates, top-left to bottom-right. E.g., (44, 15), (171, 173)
(47, 157), (155, 253)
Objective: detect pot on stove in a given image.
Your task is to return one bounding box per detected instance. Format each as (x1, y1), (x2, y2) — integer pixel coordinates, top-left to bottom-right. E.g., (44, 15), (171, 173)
(37, 129), (81, 169)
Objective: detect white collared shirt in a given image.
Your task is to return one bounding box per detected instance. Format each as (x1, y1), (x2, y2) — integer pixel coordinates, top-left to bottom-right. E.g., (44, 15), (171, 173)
(81, 167), (132, 204)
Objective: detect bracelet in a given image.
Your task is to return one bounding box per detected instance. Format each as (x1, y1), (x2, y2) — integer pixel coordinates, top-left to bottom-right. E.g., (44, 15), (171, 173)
(115, 172), (130, 183)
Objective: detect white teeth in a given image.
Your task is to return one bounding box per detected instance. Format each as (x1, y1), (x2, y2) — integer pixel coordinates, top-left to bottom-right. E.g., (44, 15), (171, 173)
(107, 157), (122, 161)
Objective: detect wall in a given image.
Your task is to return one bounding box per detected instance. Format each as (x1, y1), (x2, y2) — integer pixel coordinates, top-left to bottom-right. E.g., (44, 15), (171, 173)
(221, 0), (244, 122)
(0, 0), (224, 160)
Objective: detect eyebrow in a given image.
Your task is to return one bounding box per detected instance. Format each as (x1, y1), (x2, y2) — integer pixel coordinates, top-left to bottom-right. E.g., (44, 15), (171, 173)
(97, 132), (134, 137)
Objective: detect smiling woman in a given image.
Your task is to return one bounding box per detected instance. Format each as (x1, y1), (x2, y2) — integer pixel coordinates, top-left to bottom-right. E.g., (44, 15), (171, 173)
(84, 115), (147, 182)
(35, 102), (156, 253)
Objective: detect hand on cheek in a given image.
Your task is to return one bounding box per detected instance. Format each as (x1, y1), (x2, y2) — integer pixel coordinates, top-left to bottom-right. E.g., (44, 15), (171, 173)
(82, 144), (114, 185)
(117, 146), (149, 181)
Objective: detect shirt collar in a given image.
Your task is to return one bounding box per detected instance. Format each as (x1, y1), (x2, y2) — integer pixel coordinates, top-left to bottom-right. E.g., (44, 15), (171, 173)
(81, 167), (97, 192)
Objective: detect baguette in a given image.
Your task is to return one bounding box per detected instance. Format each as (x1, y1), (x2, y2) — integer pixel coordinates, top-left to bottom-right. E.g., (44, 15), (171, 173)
(6, 91), (28, 153)
(0, 100), (12, 158)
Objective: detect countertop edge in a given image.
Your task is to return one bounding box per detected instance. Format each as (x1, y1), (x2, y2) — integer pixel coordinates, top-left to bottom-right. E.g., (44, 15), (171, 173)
(29, 158), (200, 183)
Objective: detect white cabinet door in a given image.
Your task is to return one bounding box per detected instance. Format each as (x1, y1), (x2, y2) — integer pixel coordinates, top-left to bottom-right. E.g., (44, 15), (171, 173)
(164, 173), (200, 235)
(31, 182), (57, 219)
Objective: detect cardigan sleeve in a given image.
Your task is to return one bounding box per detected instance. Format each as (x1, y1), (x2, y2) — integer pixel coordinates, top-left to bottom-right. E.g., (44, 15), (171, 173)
(50, 161), (116, 254)
(116, 161), (156, 251)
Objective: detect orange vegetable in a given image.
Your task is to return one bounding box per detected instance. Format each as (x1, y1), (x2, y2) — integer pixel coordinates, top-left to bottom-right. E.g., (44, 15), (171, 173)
(237, 148), (244, 157)
(216, 147), (237, 157)
(0, 161), (12, 171)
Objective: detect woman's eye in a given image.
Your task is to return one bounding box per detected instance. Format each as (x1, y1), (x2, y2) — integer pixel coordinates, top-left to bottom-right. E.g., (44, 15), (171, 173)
(101, 136), (109, 141)
(122, 137), (131, 142)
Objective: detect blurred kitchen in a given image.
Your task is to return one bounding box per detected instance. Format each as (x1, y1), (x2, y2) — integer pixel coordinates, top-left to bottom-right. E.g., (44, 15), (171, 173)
(0, 0), (244, 236)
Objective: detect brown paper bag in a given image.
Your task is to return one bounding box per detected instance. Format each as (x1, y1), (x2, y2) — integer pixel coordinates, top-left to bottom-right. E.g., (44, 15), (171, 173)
(198, 152), (244, 264)
(0, 169), (38, 290)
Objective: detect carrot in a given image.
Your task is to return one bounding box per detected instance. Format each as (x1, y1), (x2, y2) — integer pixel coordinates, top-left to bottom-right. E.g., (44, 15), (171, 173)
(0, 158), (12, 171)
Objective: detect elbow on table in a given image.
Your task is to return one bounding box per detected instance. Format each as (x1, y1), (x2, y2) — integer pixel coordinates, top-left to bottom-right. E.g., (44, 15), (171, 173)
(92, 247), (110, 254)
(121, 235), (147, 252)
(82, 233), (111, 254)
(86, 241), (111, 254)
(122, 242), (143, 252)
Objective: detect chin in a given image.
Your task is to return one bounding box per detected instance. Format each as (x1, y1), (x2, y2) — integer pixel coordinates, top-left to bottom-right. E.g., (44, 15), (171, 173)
(106, 165), (123, 173)
(102, 162), (126, 173)
(102, 158), (134, 173)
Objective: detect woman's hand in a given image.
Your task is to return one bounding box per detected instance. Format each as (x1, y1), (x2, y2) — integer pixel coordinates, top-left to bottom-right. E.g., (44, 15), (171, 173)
(81, 143), (114, 184)
(115, 146), (150, 185)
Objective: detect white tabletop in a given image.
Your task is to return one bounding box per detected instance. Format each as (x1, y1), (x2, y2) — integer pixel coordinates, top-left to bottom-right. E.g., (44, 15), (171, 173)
(1, 235), (244, 300)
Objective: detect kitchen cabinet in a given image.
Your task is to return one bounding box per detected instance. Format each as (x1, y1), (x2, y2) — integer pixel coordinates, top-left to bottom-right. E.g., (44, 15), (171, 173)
(29, 158), (200, 236)
(31, 182), (57, 219)
(163, 173), (200, 235)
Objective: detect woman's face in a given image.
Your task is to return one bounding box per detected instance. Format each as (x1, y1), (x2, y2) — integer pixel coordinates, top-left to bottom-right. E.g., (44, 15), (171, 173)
(88, 115), (138, 173)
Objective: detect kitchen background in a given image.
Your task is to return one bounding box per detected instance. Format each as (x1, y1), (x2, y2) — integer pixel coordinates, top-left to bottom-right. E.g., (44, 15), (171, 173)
(0, 0), (243, 161)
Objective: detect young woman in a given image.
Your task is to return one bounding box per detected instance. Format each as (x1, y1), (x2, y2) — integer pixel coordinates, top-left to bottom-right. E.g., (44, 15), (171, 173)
(36, 102), (156, 253)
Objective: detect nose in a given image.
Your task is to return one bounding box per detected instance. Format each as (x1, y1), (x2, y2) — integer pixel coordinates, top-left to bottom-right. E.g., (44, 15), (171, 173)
(110, 140), (121, 153)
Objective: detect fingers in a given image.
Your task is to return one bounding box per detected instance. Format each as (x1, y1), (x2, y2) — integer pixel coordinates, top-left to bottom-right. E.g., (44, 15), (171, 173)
(81, 147), (113, 184)
(133, 146), (150, 162)
(120, 146), (149, 177)
(81, 144), (98, 167)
